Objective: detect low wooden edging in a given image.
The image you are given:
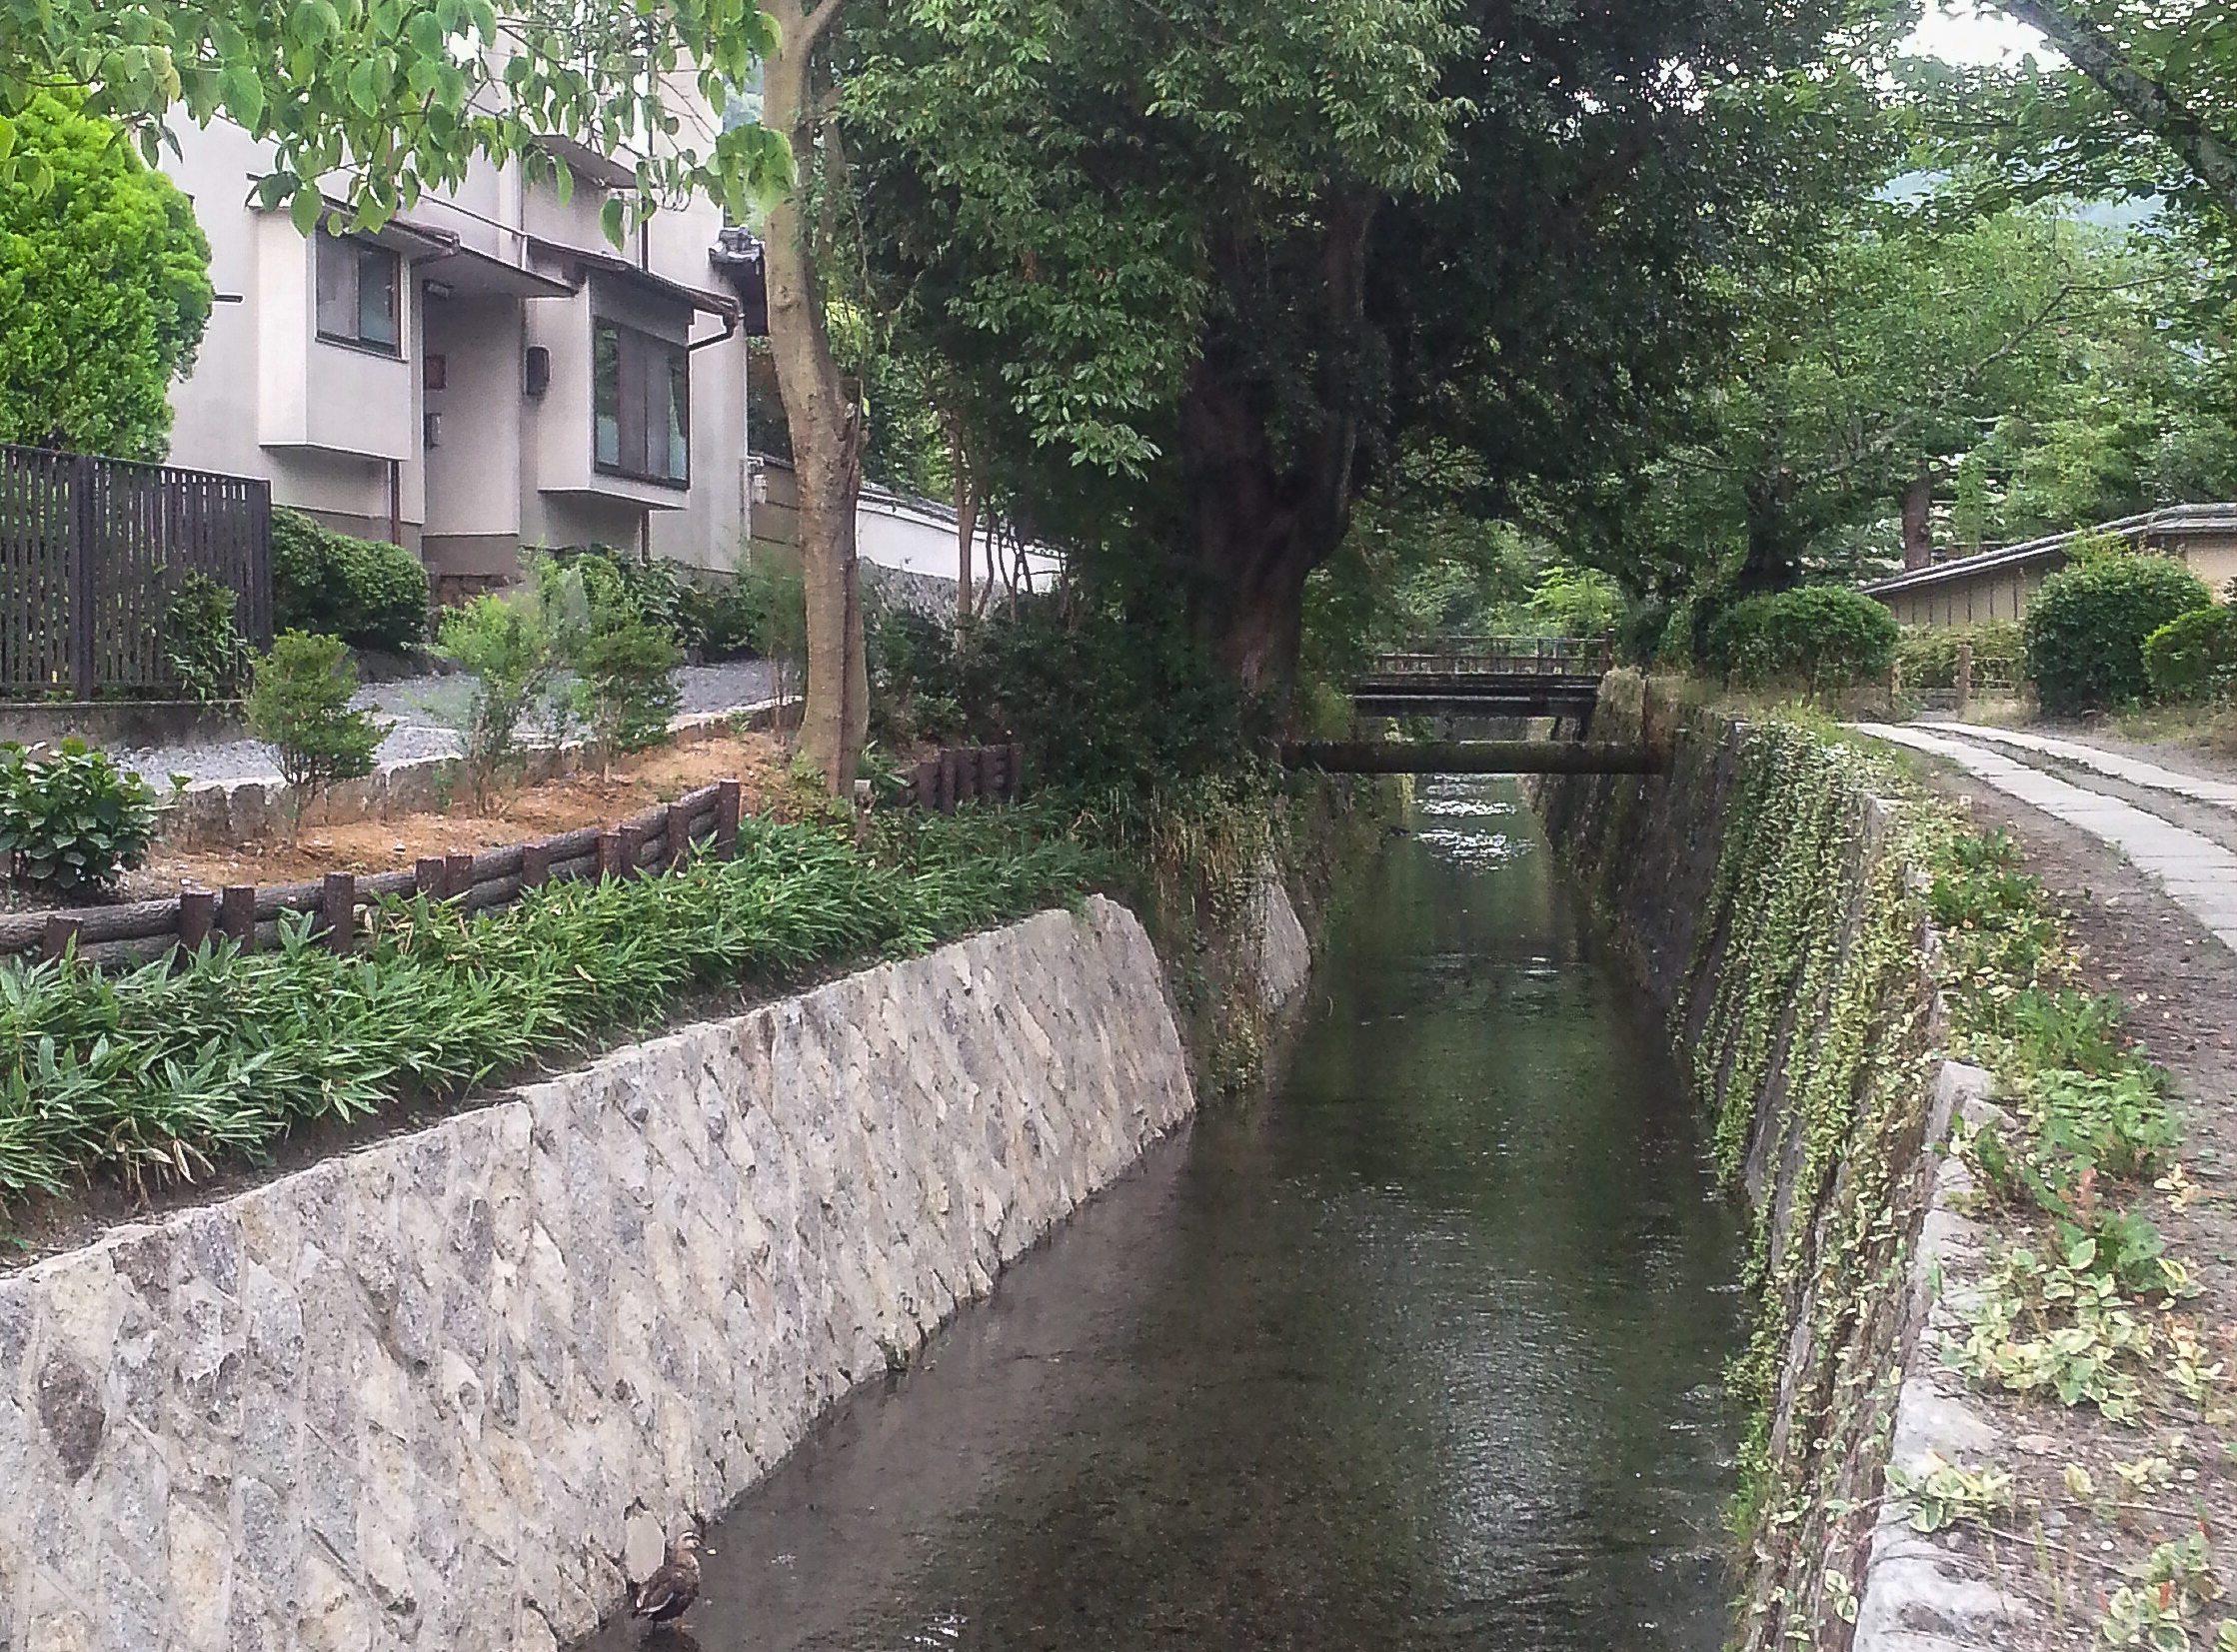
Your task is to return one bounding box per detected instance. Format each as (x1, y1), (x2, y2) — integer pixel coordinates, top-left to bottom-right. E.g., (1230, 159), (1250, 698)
(7, 780), (745, 968)
(896, 743), (1025, 812)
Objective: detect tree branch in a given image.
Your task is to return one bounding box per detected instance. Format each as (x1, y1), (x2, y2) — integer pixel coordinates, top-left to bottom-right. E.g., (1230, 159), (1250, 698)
(1997, 0), (2237, 216)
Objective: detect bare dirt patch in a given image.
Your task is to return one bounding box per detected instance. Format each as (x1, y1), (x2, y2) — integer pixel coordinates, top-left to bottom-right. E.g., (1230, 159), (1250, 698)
(119, 732), (792, 895)
(1913, 763), (2237, 1649)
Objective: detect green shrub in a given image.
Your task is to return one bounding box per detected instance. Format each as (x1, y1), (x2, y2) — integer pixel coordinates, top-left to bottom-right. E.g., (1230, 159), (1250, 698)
(160, 571), (251, 703)
(0, 93), (213, 460)
(1701, 586), (1899, 695)
(869, 597), (1263, 792)
(246, 633), (387, 812)
(735, 556), (808, 699)
(270, 509), (431, 654)
(572, 610), (683, 773)
(2142, 605), (2237, 704)
(549, 545), (698, 651)
(2022, 554), (2214, 715)
(0, 739), (164, 892)
(434, 593), (557, 808)
(1894, 622), (2024, 692)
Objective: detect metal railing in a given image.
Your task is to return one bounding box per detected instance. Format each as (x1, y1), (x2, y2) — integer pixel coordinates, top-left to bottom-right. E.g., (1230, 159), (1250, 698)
(1364, 636), (1614, 679)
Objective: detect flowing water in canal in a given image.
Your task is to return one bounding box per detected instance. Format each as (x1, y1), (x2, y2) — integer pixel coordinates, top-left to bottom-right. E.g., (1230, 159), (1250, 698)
(580, 778), (1745, 1652)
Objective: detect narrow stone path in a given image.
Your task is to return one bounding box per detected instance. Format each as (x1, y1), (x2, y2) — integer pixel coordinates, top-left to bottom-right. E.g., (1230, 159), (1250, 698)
(1915, 721), (2237, 810)
(1853, 722), (2237, 952)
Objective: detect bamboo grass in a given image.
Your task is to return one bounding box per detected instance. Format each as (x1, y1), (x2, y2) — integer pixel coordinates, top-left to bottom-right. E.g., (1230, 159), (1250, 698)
(0, 810), (1105, 1206)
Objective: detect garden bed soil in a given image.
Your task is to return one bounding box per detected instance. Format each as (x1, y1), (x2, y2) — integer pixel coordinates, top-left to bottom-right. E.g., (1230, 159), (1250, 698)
(1913, 764), (2237, 1651)
(119, 731), (791, 896)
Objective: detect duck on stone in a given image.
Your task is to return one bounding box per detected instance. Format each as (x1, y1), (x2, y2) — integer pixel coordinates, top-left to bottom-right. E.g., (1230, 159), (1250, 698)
(631, 1530), (704, 1633)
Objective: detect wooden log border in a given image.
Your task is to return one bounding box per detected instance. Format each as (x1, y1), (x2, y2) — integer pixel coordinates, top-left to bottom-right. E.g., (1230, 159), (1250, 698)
(0, 779), (748, 966)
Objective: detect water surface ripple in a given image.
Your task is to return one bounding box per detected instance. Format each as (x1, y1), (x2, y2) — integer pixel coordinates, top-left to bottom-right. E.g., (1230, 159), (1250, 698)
(576, 777), (1743, 1652)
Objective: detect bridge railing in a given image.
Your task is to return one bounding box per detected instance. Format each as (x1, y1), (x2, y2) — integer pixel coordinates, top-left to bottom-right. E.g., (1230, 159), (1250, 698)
(1364, 635), (1613, 678)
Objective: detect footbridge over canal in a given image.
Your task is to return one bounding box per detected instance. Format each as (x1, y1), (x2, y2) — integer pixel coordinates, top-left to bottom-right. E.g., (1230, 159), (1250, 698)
(1283, 636), (1666, 774)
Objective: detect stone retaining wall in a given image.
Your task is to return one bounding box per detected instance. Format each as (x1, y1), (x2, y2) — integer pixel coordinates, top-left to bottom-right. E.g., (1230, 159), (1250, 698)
(1530, 678), (1957, 1651)
(0, 895), (1195, 1652)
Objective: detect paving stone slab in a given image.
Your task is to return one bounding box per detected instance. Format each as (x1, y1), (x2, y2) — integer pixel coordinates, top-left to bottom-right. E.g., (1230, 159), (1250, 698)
(1856, 723), (2237, 952)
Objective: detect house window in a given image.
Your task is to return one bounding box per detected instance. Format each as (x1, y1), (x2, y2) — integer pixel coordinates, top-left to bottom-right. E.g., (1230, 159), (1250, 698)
(315, 236), (401, 354)
(593, 320), (691, 487)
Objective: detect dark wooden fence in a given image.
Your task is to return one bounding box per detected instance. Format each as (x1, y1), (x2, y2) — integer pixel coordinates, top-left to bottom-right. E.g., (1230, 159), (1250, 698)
(0, 445), (273, 699)
(894, 743), (1024, 813)
(2, 781), (745, 967)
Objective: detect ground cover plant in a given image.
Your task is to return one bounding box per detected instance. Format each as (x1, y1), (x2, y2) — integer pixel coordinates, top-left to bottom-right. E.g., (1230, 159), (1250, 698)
(0, 809), (1102, 1207)
(0, 740), (167, 893)
(1650, 701), (2237, 1649)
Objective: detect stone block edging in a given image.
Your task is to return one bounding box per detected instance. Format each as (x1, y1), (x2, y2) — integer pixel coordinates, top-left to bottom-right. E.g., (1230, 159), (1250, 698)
(157, 701), (786, 851)
(1852, 1059), (2034, 1652)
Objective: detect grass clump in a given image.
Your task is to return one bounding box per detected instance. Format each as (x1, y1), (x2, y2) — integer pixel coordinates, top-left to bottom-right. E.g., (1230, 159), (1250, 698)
(0, 810), (1104, 1206)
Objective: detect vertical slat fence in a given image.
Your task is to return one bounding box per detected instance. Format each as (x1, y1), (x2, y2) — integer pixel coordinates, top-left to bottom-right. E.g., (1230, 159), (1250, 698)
(0, 443), (272, 699)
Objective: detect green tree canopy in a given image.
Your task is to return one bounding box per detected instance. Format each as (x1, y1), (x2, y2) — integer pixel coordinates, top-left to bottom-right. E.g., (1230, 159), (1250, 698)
(0, 93), (212, 458)
(842, 0), (1900, 699)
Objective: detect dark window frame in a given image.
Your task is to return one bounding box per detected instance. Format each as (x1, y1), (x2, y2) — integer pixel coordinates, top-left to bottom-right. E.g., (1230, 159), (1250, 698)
(315, 234), (403, 357)
(592, 317), (691, 489)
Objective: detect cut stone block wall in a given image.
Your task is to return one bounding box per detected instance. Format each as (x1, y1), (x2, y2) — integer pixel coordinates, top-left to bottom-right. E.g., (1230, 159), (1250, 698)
(0, 895), (1193, 1652)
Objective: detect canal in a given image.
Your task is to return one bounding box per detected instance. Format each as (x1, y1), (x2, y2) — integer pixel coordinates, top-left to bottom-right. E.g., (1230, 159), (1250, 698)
(578, 777), (1745, 1651)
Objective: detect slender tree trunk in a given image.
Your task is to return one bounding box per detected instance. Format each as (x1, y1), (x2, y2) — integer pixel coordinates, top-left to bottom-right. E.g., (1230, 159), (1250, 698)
(760, 0), (865, 794)
(955, 456), (980, 626)
(1900, 469), (1934, 570)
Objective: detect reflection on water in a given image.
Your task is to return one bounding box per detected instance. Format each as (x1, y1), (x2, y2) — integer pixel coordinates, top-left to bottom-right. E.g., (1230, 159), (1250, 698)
(574, 777), (1743, 1652)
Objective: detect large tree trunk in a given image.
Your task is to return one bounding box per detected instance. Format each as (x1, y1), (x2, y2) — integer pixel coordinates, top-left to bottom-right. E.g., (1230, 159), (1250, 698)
(1900, 469), (1933, 570)
(761, 0), (867, 795)
(1180, 196), (1375, 711)
(1736, 469), (1804, 597)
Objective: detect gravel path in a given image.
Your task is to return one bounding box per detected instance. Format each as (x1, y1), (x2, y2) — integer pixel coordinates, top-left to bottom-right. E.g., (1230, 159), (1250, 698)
(117, 660), (781, 786)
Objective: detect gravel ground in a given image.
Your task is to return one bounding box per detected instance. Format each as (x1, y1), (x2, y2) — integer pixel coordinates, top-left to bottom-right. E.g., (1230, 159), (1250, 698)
(116, 660), (782, 786)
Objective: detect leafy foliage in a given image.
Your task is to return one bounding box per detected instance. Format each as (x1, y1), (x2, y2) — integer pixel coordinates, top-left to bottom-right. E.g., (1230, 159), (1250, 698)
(870, 599), (1264, 793)
(1895, 623), (2025, 693)
(0, 810), (1101, 1201)
(1883, 1452), (2014, 1534)
(159, 570), (250, 703)
(572, 610), (682, 772)
(0, 0), (788, 249)
(0, 93), (211, 459)
(2144, 605), (2237, 704)
(2023, 554), (2215, 715)
(1702, 587), (1899, 695)
(432, 594), (557, 810)
(270, 509), (430, 654)
(0, 739), (163, 892)
(245, 631), (385, 801)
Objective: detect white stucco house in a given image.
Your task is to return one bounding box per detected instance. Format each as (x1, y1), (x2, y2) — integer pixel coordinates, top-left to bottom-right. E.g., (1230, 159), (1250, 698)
(158, 116), (766, 602)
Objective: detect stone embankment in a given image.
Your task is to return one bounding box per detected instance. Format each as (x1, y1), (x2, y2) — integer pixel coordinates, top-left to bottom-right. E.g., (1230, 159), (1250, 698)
(1531, 678), (2000, 1652)
(0, 885), (1319, 1652)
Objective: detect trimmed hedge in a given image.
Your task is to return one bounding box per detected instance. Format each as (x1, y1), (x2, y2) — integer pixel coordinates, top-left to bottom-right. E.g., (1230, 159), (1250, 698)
(271, 508), (431, 654)
(2023, 555), (2214, 716)
(2143, 604), (2237, 704)
(1702, 586), (1899, 695)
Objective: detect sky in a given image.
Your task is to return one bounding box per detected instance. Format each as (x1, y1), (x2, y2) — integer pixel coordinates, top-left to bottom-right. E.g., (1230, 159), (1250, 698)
(1901, 2), (2058, 67)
